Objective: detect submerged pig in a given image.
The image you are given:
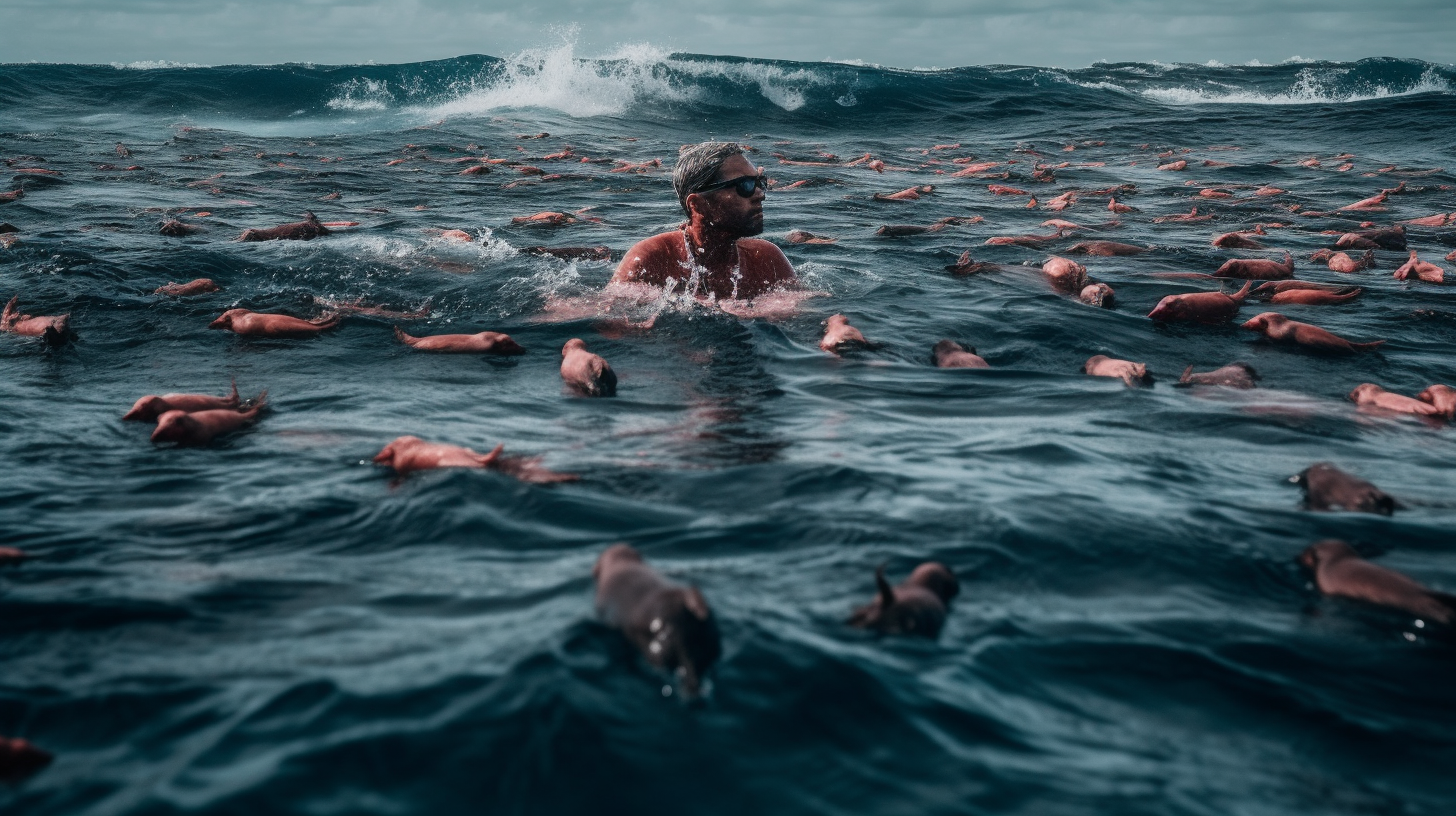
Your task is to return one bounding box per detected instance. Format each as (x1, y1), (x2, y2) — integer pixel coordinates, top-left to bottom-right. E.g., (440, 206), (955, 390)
(1148, 281), (1251, 324)
(1299, 540), (1454, 626)
(2, 295), (71, 343)
(1176, 362), (1259, 389)
(848, 562), (960, 637)
(124, 381), (240, 421)
(237, 211), (330, 242)
(594, 544), (721, 697)
(1292, 462), (1400, 515)
(560, 338), (617, 396)
(1084, 354), (1153, 387)
(1214, 251), (1294, 281)
(932, 339), (989, 369)
(1241, 313), (1383, 353)
(0, 736), (52, 782)
(151, 397), (267, 446)
(820, 314), (869, 354)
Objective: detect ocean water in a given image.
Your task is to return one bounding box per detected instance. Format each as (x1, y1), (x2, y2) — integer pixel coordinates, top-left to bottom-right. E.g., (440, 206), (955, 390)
(2, 44), (1455, 815)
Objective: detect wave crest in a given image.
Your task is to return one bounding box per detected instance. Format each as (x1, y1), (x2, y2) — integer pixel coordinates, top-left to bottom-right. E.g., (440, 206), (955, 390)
(408, 39), (835, 120)
(1138, 65), (1452, 105)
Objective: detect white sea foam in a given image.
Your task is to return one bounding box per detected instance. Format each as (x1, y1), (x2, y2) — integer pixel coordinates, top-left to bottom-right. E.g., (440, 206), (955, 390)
(466, 227), (520, 263)
(110, 60), (207, 70)
(420, 39), (691, 119)
(325, 78), (394, 111)
(1139, 66), (1451, 105)
(415, 37), (833, 120)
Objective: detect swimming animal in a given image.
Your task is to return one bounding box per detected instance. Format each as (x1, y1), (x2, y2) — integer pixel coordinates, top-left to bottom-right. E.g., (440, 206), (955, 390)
(1175, 362), (1259, 389)
(561, 338), (617, 396)
(1, 295), (70, 342)
(1292, 462), (1399, 515)
(237, 212), (330, 242)
(394, 326), (524, 354)
(1299, 540), (1454, 625)
(209, 309), (340, 338)
(820, 314), (868, 353)
(593, 544), (721, 697)
(1147, 281), (1251, 323)
(155, 278), (220, 296)
(1241, 313), (1383, 352)
(124, 381), (241, 421)
(847, 562), (960, 637)
(151, 399), (266, 446)
(1347, 384), (1444, 417)
(1213, 251), (1294, 280)
(932, 340), (989, 368)
(1084, 355), (1153, 387)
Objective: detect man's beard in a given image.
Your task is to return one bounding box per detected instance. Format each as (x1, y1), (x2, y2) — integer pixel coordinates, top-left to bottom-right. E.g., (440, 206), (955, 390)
(707, 210), (763, 238)
(736, 211), (764, 237)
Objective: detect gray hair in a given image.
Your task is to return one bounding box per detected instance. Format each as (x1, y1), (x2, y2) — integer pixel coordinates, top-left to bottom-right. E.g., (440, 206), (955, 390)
(673, 141), (744, 215)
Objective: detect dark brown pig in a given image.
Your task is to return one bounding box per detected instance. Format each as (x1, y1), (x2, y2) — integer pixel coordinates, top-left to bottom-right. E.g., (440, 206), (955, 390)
(848, 562), (960, 637)
(1300, 539), (1454, 625)
(237, 212), (330, 242)
(1292, 462), (1399, 515)
(593, 544), (721, 697)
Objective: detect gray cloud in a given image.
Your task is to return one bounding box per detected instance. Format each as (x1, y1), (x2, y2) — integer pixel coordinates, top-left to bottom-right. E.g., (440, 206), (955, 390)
(1, 0), (1452, 68)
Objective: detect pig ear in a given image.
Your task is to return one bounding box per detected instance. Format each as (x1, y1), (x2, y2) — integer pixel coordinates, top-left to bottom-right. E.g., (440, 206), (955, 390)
(875, 564), (895, 610)
(684, 586), (711, 621)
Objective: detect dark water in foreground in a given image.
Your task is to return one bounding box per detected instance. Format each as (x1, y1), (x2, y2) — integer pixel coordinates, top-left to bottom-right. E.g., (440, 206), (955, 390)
(2, 48), (1455, 815)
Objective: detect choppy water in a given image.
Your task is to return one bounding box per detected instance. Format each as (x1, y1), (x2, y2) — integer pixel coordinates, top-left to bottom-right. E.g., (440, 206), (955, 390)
(3, 44), (1456, 815)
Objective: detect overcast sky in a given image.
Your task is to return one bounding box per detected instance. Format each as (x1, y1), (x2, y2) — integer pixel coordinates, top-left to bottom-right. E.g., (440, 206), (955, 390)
(2, 0), (1452, 68)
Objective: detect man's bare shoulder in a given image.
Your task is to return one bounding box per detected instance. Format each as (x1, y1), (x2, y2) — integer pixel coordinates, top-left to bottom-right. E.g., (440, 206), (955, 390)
(614, 231), (685, 283)
(623, 231), (684, 260)
(737, 238), (797, 284)
(738, 237), (788, 258)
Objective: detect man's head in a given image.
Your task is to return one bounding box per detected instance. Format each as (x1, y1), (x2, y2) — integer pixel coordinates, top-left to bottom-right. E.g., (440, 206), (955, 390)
(674, 141), (764, 236)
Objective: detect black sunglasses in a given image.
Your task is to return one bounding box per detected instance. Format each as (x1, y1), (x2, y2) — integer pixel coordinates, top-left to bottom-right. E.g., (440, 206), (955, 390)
(694, 173), (766, 198)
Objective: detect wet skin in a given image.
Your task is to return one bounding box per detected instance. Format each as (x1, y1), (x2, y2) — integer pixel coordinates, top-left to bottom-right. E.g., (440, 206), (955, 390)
(1148, 281), (1251, 324)
(820, 314), (868, 354)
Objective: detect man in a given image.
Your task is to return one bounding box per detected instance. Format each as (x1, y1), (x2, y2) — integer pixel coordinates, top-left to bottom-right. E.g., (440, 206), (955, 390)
(612, 142), (797, 301)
